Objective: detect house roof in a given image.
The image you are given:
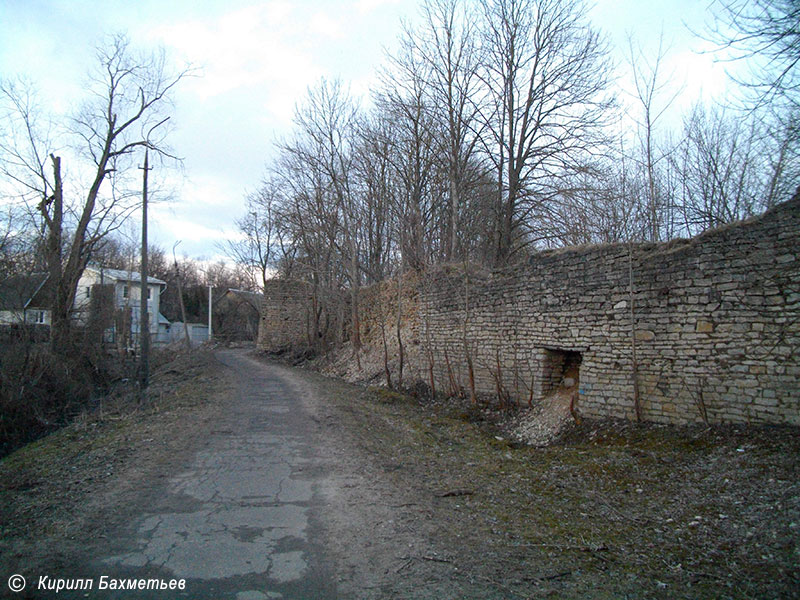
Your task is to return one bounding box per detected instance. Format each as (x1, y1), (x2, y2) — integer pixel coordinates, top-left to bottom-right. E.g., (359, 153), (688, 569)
(85, 266), (166, 286)
(0, 273), (51, 311)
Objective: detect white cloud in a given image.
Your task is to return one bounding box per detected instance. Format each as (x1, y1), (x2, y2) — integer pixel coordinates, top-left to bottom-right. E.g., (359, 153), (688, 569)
(355, 0), (404, 14)
(147, 2), (321, 121)
(164, 220), (230, 243)
(147, 172), (244, 258)
(309, 11), (345, 40)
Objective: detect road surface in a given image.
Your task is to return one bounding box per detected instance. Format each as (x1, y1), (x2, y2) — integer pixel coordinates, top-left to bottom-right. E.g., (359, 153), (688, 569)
(12, 348), (501, 599)
(94, 350), (340, 599)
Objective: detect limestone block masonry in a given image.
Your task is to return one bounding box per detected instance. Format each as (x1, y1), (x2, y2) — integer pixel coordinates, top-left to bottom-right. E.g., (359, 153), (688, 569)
(259, 196), (800, 426)
(257, 280), (313, 352)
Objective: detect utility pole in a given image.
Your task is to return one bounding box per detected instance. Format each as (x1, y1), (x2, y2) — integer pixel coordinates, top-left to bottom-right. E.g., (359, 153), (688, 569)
(139, 150), (152, 390)
(208, 284), (213, 342)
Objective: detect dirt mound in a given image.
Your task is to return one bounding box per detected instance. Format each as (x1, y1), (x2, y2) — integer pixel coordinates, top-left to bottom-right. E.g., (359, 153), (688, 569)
(315, 322), (424, 388)
(510, 360), (580, 446)
(510, 388), (576, 446)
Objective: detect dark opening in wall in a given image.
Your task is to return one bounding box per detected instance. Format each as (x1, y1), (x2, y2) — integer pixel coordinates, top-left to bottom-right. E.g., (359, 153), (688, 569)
(540, 349), (582, 396)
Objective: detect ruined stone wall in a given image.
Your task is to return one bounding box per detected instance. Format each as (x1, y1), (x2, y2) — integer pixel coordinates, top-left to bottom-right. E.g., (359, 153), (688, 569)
(258, 279), (351, 352)
(355, 272), (420, 347)
(420, 198), (799, 425)
(259, 197), (800, 425)
(257, 279), (312, 351)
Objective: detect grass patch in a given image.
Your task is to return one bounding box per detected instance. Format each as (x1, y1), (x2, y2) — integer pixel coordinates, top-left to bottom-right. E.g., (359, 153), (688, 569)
(369, 386), (415, 405)
(316, 375), (800, 599)
(0, 348), (230, 556)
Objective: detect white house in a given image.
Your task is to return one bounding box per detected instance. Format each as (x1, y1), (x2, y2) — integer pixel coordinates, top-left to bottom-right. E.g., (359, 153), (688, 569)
(0, 266), (172, 346)
(76, 266), (169, 343)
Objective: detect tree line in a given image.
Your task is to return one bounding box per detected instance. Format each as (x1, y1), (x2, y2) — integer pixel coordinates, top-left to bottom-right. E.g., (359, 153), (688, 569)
(230, 0), (799, 297)
(0, 0), (797, 351)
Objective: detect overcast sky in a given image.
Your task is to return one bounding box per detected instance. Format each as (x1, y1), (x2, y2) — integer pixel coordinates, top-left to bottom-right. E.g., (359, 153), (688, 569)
(0, 0), (730, 262)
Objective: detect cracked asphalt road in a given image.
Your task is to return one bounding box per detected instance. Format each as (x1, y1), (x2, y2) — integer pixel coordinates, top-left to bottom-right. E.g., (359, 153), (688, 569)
(4, 347), (483, 599)
(5, 346), (799, 599)
(96, 349), (339, 599)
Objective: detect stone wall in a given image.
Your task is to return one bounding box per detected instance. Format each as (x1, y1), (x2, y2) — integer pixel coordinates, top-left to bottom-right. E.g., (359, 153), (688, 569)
(259, 197), (800, 425)
(258, 279), (313, 351)
(258, 279), (351, 352)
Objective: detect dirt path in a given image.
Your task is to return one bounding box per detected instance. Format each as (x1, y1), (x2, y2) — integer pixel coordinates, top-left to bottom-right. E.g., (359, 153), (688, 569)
(2, 348), (798, 599)
(198, 350), (492, 599)
(0, 349), (468, 599)
(86, 349), (343, 598)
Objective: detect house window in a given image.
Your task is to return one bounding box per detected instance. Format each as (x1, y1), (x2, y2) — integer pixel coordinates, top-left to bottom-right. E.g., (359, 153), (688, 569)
(147, 287), (151, 300)
(123, 285), (129, 299)
(36, 311), (46, 324)
(86, 286), (92, 298)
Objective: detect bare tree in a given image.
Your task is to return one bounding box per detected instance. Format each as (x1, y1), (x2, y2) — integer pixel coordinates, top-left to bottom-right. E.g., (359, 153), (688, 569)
(706, 0), (800, 113)
(275, 80), (362, 352)
(379, 45), (440, 272)
(543, 164), (640, 246)
(353, 113), (396, 283)
(760, 116), (800, 208)
(409, 0), (486, 261)
(478, 0), (613, 263)
(274, 155), (339, 347)
(703, 0), (800, 211)
(626, 33), (682, 242)
(673, 103), (798, 234)
(227, 180), (284, 291)
(0, 34), (189, 354)
(0, 206), (39, 279)
(303, 80), (362, 356)
(0, 79), (59, 284)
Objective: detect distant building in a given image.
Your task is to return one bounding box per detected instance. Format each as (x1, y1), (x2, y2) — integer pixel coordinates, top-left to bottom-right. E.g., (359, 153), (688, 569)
(0, 273), (52, 326)
(0, 266), (172, 347)
(213, 288), (263, 341)
(168, 322), (210, 346)
(78, 266), (167, 334)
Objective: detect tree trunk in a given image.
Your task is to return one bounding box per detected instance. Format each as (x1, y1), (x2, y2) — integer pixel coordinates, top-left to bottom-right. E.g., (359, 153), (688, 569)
(396, 274), (404, 388)
(349, 234), (361, 367)
(45, 155), (69, 355)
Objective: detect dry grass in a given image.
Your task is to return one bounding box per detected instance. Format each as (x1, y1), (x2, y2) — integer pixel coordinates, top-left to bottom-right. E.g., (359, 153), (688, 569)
(0, 348), (230, 573)
(311, 366), (800, 599)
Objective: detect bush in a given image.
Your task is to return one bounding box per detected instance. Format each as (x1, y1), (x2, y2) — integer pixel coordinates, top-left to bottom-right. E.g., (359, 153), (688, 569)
(0, 330), (126, 457)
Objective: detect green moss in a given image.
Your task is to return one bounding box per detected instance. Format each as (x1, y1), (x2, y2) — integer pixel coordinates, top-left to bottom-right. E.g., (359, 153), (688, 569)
(369, 386), (414, 405)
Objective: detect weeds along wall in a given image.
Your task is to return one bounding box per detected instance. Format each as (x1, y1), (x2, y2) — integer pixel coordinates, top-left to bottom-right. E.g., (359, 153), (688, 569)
(259, 196), (800, 425)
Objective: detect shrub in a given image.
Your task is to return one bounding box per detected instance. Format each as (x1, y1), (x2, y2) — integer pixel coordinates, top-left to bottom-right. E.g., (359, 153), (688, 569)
(0, 329), (125, 457)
